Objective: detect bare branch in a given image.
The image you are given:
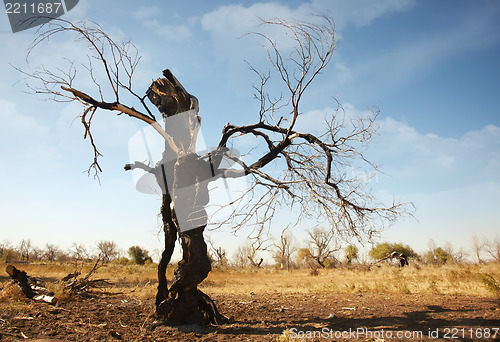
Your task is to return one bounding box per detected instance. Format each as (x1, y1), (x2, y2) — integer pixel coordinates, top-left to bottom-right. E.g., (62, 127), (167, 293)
(60, 86), (180, 154)
(212, 15), (413, 242)
(19, 19), (176, 175)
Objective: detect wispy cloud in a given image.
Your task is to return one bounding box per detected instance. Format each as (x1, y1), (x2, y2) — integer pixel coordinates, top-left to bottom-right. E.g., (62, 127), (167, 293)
(201, 0), (415, 63)
(133, 6), (161, 21)
(133, 5), (192, 43)
(0, 98), (61, 179)
(307, 0), (416, 29)
(339, 3), (500, 95)
(367, 115), (500, 250)
(381, 180), (500, 252)
(372, 117), (500, 194)
(0, 99), (49, 135)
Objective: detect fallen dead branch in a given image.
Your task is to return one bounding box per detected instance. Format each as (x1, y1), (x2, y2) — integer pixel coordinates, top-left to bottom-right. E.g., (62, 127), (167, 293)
(4, 265), (55, 304)
(3, 257), (112, 304)
(62, 256), (113, 298)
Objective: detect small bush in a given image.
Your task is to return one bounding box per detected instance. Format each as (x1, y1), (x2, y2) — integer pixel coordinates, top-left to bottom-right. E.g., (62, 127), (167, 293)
(116, 256), (131, 265)
(45, 282), (72, 302)
(396, 281), (411, 294)
(478, 274), (500, 297)
(309, 268), (319, 276)
(277, 329), (306, 342)
(427, 280), (440, 295)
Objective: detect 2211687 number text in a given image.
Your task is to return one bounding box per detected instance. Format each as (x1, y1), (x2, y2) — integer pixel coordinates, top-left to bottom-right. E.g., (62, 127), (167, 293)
(5, 2), (63, 15)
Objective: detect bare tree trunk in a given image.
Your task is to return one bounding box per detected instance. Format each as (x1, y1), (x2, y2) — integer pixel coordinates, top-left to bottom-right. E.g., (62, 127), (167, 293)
(155, 193), (177, 308)
(157, 226), (224, 325)
(144, 70), (227, 325)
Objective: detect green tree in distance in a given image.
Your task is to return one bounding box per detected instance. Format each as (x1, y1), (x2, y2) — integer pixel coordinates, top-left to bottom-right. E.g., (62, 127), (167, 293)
(128, 246), (152, 265)
(369, 242), (417, 261)
(345, 244), (359, 264)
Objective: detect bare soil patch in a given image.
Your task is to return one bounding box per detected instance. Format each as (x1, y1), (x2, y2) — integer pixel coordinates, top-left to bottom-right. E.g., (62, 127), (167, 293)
(1, 291), (499, 341)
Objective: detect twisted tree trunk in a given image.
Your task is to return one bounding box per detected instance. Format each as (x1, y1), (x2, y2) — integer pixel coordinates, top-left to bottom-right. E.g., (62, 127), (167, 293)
(137, 70), (227, 325)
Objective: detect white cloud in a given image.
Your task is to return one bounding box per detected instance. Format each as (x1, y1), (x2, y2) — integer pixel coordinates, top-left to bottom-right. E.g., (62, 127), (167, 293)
(63, 0), (91, 19)
(364, 116), (500, 252)
(308, 0), (415, 29)
(146, 21), (192, 43)
(0, 98), (62, 182)
(0, 99), (49, 135)
(133, 6), (161, 21)
(198, 0), (415, 98)
(201, 0), (415, 63)
(371, 117), (500, 194)
(333, 61), (353, 84)
(201, 3), (292, 64)
(133, 6), (192, 43)
(295, 107), (334, 134)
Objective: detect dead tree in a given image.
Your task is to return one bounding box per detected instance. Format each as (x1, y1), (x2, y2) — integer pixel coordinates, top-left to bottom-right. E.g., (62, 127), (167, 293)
(20, 19), (226, 325)
(207, 16), (410, 241)
(20, 16), (411, 326)
(273, 228), (296, 270)
(248, 237), (269, 267)
(249, 257), (264, 268)
(487, 236), (500, 262)
(307, 227), (340, 268)
(70, 242), (89, 262)
(206, 236), (227, 268)
(18, 239), (33, 262)
(96, 240), (120, 263)
(6, 265), (36, 299)
(471, 234), (486, 264)
(232, 239), (267, 267)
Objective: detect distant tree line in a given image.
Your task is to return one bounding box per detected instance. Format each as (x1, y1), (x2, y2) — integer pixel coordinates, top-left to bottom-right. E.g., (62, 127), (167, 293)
(2, 232), (499, 268)
(209, 228), (500, 269)
(0, 239), (154, 266)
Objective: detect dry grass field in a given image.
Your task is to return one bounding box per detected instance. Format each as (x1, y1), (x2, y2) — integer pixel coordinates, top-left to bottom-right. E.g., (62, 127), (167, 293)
(1, 262), (499, 341)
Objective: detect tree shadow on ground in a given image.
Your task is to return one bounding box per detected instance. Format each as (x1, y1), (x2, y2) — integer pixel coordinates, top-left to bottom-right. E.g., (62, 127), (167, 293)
(212, 300), (500, 341)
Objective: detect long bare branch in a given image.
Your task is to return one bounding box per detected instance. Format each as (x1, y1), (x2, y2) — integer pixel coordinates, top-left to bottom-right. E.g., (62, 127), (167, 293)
(60, 86), (179, 154)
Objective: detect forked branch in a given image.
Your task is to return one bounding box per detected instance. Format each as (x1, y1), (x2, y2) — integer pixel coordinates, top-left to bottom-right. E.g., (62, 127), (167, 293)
(20, 19), (182, 176)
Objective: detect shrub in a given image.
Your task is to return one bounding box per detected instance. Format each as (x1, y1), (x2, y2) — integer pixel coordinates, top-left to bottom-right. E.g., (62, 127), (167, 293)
(128, 246), (152, 265)
(369, 242), (418, 261)
(478, 274), (500, 297)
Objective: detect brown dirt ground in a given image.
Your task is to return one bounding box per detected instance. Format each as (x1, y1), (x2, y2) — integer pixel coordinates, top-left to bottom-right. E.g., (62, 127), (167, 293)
(1, 287), (499, 342)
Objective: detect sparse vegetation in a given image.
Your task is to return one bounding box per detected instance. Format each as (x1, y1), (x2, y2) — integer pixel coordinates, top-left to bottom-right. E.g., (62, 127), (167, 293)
(2, 261), (499, 303)
(478, 273), (500, 297)
(1, 258), (499, 340)
(1, 237), (499, 301)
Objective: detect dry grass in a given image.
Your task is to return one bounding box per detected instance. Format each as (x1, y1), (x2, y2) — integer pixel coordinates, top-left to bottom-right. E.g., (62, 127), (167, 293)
(1, 262), (499, 301)
(200, 263), (500, 298)
(0, 282), (27, 302)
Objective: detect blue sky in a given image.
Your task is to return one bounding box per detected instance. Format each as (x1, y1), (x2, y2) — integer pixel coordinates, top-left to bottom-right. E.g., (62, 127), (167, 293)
(0, 0), (499, 261)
